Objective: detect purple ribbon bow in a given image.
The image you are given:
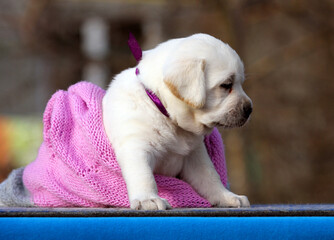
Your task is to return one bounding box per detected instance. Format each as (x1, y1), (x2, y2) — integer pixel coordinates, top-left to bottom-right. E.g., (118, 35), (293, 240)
(128, 33), (142, 62)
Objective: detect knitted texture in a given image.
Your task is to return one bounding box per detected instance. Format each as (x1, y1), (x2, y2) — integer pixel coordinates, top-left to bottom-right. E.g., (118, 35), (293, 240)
(23, 82), (228, 208)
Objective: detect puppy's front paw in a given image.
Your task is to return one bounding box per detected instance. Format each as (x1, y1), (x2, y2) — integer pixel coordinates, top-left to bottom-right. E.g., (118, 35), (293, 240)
(216, 192), (250, 208)
(131, 196), (172, 210)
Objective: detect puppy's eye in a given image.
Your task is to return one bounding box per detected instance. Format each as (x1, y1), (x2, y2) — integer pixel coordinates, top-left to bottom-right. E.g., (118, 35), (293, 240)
(220, 82), (233, 90)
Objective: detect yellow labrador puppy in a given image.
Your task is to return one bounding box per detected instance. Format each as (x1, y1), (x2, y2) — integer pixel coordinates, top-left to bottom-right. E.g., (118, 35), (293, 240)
(103, 33), (252, 210)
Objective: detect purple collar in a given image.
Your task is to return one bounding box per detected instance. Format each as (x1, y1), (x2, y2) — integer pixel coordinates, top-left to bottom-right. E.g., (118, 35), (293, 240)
(128, 33), (169, 118)
(144, 88), (170, 118)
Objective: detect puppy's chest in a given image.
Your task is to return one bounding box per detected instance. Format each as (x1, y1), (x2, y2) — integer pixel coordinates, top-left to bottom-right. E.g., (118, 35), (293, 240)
(152, 126), (201, 176)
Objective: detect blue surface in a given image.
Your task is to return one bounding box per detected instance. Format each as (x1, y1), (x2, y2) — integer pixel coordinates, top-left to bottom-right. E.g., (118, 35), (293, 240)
(1, 217), (334, 240)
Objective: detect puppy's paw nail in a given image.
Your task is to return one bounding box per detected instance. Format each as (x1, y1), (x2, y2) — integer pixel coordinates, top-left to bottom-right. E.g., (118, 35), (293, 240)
(130, 197), (171, 210)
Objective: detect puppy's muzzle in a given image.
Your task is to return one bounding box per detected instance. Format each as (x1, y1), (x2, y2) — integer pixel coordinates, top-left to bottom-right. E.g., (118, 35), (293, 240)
(216, 98), (253, 129)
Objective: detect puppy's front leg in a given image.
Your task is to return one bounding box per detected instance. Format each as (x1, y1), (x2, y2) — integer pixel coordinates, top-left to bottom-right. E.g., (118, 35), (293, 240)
(117, 150), (171, 210)
(181, 143), (250, 208)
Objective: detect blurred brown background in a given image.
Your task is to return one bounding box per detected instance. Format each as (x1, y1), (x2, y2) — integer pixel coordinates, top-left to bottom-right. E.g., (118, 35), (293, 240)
(0, 0), (333, 204)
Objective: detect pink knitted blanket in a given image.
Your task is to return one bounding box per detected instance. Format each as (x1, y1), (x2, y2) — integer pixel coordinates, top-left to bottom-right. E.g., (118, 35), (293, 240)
(23, 82), (228, 208)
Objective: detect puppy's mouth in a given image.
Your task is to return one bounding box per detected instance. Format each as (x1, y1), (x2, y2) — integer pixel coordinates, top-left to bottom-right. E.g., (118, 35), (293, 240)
(214, 119), (248, 129)
(213, 112), (251, 129)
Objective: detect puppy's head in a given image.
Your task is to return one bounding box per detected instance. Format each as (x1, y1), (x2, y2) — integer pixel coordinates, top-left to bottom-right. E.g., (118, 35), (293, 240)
(162, 34), (252, 132)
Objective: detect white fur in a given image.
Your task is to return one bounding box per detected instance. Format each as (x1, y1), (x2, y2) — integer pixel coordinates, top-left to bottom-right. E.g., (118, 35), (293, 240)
(102, 33), (252, 210)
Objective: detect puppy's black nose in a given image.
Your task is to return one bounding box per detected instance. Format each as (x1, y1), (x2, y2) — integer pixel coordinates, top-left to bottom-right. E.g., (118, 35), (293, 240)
(243, 102), (253, 119)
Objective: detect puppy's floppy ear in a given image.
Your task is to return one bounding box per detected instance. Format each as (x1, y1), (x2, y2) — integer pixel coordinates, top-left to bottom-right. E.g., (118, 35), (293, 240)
(163, 58), (206, 108)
